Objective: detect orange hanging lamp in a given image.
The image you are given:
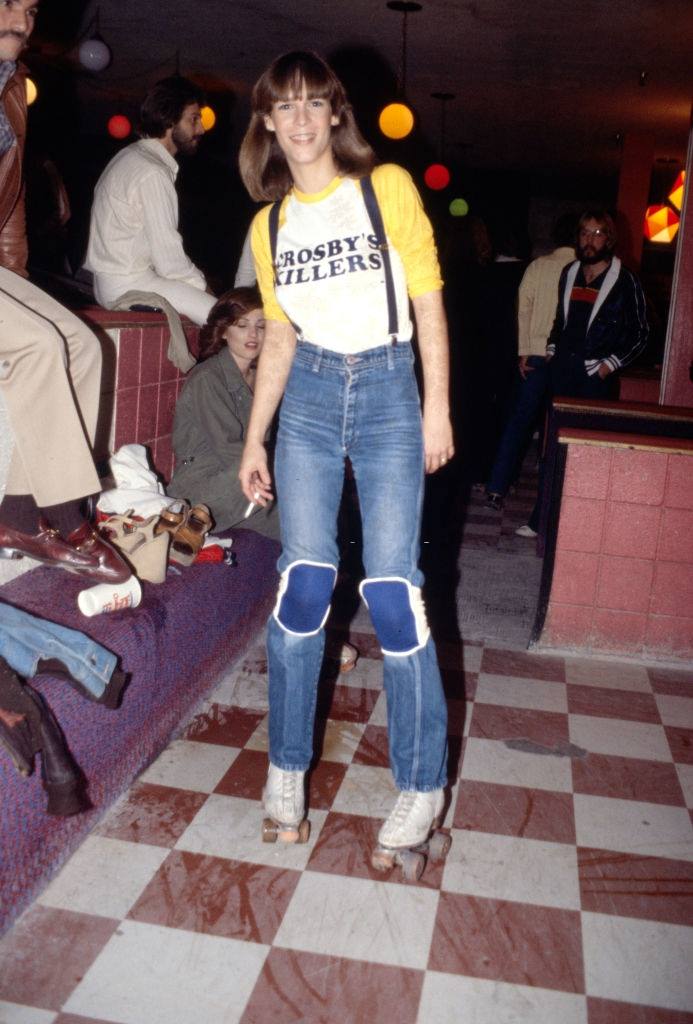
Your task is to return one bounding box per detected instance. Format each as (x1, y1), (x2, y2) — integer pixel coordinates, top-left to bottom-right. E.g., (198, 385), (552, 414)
(643, 204), (679, 244)
(668, 169), (685, 212)
(379, 2), (421, 141)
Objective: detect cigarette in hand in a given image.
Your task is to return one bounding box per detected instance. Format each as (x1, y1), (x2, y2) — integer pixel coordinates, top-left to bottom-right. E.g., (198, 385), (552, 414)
(244, 501), (257, 519)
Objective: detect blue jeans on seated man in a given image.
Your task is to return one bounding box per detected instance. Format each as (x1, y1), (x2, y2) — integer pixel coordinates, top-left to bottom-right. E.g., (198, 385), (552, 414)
(267, 340), (448, 793)
(0, 601), (118, 699)
(486, 355), (550, 498)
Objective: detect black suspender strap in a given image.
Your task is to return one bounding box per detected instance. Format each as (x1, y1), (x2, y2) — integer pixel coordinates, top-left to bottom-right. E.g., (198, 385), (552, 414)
(361, 174), (399, 342)
(268, 198), (302, 337)
(268, 200), (280, 286)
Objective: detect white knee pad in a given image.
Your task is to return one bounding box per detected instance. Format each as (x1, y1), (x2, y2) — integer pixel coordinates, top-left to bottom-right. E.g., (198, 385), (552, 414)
(359, 576), (430, 656)
(273, 560), (338, 636)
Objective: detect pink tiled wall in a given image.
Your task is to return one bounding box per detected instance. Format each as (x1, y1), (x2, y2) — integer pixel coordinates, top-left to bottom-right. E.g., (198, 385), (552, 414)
(113, 323), (199, 482)
(540, 438), (693, 663)
(82, 310), (199, 484)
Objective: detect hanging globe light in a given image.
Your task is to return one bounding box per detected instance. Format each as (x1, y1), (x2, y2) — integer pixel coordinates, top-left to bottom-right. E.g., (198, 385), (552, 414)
(424, 163), (450, 190)
(78, 36), (112, 72)
(449, 197), (469, 217)
(200, 105), (216, 131)
(25, 78), (37, 105)
(379, 2), (421, 141)
(643, 204), (679, 243)
(379, 102), (414, 140)
(668, 170), (686, 212)
(107, 114), (132, 140)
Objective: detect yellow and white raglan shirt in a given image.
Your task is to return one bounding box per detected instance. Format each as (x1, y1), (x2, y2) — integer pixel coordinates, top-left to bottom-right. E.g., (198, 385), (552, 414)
(250, 163), (442, 354)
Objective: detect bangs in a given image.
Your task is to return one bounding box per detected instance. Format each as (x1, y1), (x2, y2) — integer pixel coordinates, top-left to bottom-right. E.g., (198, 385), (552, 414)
(257, 51), (340, 110)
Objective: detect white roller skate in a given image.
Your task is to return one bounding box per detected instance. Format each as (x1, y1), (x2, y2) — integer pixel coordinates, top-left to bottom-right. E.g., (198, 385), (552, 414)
(372, 788), (450, 881)
(261, 763), (310, 844)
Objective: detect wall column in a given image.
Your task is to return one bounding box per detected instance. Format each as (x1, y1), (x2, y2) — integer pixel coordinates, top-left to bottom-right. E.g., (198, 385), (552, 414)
(616, 132), (655, 271)
(661, 119), (693, 408)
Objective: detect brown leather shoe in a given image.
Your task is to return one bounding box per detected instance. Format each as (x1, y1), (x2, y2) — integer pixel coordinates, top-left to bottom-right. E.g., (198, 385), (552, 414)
(66, 522), (132, 584)
(0, 518), (96, 570)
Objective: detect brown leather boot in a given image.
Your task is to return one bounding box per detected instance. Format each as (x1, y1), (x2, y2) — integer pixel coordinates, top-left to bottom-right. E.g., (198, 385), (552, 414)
(0, 657), (90, 816)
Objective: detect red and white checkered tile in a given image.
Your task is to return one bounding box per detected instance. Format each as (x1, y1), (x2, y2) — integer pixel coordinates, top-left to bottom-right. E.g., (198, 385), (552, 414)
(1, 633), (693, 1024)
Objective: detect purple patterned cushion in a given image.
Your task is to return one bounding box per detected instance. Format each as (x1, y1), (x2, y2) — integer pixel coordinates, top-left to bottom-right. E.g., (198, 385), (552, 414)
(0, 529), (278, 934)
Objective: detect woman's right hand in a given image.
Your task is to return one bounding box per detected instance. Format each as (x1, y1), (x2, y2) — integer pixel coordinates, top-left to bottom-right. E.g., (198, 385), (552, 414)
(239, 440), (274, 506)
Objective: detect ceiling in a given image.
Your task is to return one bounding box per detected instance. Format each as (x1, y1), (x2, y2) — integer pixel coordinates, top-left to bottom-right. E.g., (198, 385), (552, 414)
(31, 0), (693, 184)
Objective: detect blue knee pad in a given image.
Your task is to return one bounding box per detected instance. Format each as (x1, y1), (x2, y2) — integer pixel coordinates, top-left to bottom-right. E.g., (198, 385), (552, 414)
(359, 577), (430, 656)
(273, 560), (337, 636)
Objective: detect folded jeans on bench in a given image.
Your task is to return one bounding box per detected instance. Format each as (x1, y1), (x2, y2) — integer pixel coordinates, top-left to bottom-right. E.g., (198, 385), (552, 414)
(0, 601), (119, 700)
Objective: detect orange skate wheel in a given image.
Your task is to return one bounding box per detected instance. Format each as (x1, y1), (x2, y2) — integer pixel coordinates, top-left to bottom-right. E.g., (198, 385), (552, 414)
(428, 831), (452, 861)
(400, 849), (425, 882)
(371, 848), (395, 873)
(262, 818), (278, 843)
(297, 818), (311, 843)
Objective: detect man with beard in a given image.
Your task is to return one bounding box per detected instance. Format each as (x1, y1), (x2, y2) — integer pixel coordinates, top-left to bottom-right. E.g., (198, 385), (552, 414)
(86, 76), (215, 325)
(0, 0), (131, 581)
(515, 209), (648, 538)
(545, 209), (648, 400)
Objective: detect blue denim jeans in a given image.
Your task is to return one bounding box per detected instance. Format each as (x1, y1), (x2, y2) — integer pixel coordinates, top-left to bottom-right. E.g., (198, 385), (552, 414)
(0, 601), (118, 699)
(267, 341), (448, 792)
(486, 356), (549, 497)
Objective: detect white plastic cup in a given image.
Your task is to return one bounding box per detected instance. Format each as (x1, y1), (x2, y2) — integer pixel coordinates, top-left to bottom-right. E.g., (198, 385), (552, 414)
(77, 575), (142, 617)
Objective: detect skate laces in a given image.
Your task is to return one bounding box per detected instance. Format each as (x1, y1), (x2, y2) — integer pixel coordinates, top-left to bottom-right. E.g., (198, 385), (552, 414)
(390, 790), (419, 825)
(282, 771), (297, 804)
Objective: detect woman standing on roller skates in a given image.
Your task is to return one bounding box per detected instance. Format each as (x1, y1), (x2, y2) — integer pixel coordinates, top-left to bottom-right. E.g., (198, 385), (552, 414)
(238, 51), (453, 876)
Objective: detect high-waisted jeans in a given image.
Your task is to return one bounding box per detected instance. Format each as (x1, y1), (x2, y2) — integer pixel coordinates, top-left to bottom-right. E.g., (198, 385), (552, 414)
(268, 341), (448, 792)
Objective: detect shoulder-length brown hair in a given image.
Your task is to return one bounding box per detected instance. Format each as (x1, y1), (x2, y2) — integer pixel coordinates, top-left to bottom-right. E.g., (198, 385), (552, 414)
(239, 50), (376, 202)
(198, 286), (263, 361)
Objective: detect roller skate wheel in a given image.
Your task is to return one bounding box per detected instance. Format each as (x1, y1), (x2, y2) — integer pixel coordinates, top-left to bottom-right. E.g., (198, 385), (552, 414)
(400, 849), (426, 882)
(371, 848), (395, 873)
(428, 831), (452, 861)
(296, 818), (311, 844)
(262, 818), (278, 843)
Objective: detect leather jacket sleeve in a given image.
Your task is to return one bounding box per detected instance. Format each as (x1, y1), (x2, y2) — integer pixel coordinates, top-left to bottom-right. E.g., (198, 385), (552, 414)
(0, 67), (29, 277)
(0, 180), (28, 277)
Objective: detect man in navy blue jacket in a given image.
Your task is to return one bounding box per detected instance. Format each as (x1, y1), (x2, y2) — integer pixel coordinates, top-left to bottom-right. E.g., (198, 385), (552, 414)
(515, 209), (649, 538)
(546, 208), (648, 398)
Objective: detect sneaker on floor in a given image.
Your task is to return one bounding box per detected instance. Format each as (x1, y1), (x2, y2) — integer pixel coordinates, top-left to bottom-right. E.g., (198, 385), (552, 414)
(515, 524), (538, 538)
(484, 492), (503, 512)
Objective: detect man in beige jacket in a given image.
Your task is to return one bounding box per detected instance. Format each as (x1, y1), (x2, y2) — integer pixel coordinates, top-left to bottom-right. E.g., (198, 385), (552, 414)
(484, 213), (576, 518)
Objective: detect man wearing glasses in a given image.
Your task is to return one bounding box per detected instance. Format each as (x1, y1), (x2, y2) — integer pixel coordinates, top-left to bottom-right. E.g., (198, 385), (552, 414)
(545, 209), (648, 399)
(515, 209), (648, 538)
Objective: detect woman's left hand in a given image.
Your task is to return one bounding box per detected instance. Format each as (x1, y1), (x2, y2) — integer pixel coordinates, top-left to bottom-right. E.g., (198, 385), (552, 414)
(423, 408), (455, 474)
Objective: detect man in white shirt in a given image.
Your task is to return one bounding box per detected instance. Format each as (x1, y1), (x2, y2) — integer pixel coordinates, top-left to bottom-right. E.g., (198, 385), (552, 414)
(86, 77), (215, 326)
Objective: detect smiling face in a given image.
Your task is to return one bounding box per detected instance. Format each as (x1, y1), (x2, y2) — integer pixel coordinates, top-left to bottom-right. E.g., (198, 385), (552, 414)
(223, 307), (265, 372)
(0, 0), (38, 62)
(264, 83), (339, 184)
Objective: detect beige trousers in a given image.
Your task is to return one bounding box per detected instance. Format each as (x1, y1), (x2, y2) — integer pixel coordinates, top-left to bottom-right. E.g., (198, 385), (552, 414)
(0, 267), (101, 506)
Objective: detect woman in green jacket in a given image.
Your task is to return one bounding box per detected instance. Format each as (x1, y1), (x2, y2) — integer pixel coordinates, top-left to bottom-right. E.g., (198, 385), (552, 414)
(168, 287), (280, 539)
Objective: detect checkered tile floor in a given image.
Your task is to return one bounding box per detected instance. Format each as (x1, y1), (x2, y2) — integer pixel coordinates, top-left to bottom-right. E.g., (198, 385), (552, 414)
(1, 599), (692, 1024)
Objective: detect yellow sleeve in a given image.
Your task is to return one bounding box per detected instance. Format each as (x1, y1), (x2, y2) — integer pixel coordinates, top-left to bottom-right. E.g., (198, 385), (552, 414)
(250, 204), (289, 324)
(370, 164), (443, 298)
